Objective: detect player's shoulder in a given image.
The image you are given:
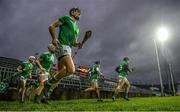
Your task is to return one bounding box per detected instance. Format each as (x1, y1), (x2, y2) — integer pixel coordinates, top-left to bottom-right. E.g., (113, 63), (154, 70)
(41, 51), (49, 56)
(60, 15), (71, 20)
(43, 51), (49, 54)
(20, 61), (29, 66)
(22, 60), (28, 64)
(122, 60), (127, 64)
(93, 64), (97, 67)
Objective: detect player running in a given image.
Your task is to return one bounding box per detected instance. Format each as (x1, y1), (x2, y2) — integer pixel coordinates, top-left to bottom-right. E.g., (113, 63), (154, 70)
(84, 61), (103, 102)
(112, 57), (134, 101)
(33, 44), (56, 103)
(17, 56), (36, 103)
(43, 7), (92, 103)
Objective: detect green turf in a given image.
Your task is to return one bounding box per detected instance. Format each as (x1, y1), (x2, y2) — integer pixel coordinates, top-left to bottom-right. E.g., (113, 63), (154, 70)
(0, 96), (180, 111)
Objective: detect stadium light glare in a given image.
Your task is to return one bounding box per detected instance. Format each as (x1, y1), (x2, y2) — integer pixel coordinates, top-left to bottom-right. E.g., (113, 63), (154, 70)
(156, 27), (169, 42)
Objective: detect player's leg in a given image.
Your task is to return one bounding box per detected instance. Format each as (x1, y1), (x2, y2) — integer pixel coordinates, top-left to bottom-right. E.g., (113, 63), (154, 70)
(84, 81), (96, 92)
(47, 55), (75, 85)
(17, 79), (21, 100)
(119, 84), (127, 97)
(21, 80), (26, 103)
(34, 74), (44, 103)
(57, 55), (75, 78)
(115, 78), (125, 95)
(112, 77), (125, 100)
(41, 60), (66, 104)
(19, 78), (26, 103)
(95, 81), (102, 101)
(50, 45), (75, 83)
(44, 82), (59, 100)
(42, 55), (75, 103)
(123, 78), (130, 101)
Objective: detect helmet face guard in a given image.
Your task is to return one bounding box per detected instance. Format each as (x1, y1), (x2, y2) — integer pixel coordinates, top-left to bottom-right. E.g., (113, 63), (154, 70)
(95, 61), (100, 65)
(29, 56), (36, 60)
(29, 56), (36, 62)
(123, 57), (129, 61)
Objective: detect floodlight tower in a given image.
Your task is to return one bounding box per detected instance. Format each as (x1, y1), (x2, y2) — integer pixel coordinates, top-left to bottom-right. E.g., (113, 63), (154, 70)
(154, 26), (169, 96)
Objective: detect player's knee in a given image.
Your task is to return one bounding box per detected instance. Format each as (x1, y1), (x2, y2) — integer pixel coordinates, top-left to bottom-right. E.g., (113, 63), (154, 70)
(21, 87), (25, 91)
(92, 87), (96, 91)
(127, 83), (131, 88)
(116, 86), (120, 90)
(116, 87), (120, 91)
(95, 87), (99, 90)
(21, 84), (25, 90)
(39, 82), (44, 86)
(67, 67), (75, 75)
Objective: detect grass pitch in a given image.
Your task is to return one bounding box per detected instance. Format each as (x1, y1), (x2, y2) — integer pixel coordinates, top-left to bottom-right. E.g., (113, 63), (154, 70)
(0, 96), (180, 111)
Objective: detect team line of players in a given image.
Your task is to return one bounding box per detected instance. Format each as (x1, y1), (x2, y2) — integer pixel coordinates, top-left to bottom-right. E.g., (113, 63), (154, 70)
(16, 7), (134, 103)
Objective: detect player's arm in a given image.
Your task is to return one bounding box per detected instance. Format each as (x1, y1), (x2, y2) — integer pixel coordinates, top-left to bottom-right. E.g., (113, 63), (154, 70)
(124, 64), (130, 72)
(72, 38), (82, 48)
(73, 30), (92, 49)
(17, 64), (26, 73)
(49, 19), (63, 46)
(29, 73), (32, 79)
(96, 67), (102, 78)
(129, 68), (134, 72)
(17, 66), (23, 73)
(35, 57), (46, 72)
(88, 68), (91, 75)
(125, 64), (134, 73)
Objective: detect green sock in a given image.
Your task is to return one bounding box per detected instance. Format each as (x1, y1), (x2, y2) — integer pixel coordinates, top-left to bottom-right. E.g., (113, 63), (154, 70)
(125, 93), (128, 97)
(47, 77), (58, 85)
(47, 89), (54, 97)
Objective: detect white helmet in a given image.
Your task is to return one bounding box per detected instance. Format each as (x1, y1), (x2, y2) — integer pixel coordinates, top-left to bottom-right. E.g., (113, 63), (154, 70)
(29, 56), (36, 60)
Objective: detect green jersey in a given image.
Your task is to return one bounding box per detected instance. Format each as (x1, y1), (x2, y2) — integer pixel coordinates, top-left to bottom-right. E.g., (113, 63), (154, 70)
(119, 60), (129, 77)
(90, 64), (100, 80)
(58, 15), (80, 47)
(40, 52), (54, 72)
(19, 61), (33, 79)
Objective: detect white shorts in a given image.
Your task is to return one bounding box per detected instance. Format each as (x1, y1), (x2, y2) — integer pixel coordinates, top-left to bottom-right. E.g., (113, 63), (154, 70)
(91, 79), (98, 87)
(19, 76), (27, 83)
(54, 45), (72, 59)
(118, 76), (127, 83)
(38, 72), (49, 81)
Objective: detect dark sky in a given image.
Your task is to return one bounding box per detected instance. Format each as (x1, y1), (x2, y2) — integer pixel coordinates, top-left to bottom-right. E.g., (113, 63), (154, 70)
(0, 0), (180, 84)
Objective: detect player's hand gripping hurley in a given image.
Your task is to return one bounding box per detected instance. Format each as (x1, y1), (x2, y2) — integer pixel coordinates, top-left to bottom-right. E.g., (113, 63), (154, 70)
(72, 30), (92, 58)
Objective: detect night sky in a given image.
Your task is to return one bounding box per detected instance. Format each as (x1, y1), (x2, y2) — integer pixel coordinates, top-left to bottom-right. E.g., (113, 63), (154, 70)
(0, 0), (180, 84)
